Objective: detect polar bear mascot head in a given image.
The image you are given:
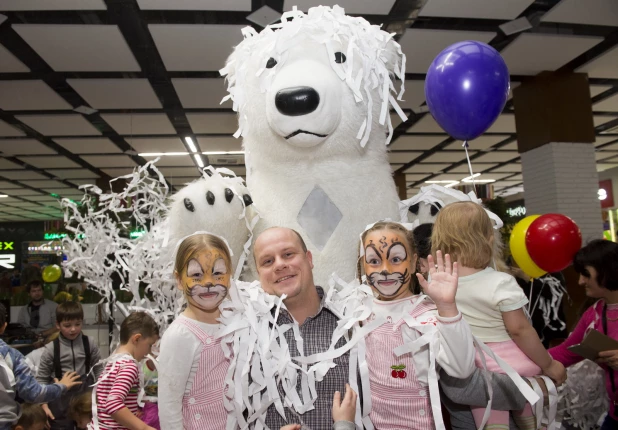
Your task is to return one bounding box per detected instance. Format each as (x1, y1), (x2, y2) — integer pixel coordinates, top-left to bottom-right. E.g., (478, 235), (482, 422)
(220, 5), (407, 284)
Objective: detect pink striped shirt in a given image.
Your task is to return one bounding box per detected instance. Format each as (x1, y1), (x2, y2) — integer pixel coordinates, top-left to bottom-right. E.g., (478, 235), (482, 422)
(92, 357), (140, 430)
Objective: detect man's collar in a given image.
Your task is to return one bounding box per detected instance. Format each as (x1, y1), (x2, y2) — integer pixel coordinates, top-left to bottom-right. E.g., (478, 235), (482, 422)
(29, 299), (44, 307)
(278, 286), (326, 324)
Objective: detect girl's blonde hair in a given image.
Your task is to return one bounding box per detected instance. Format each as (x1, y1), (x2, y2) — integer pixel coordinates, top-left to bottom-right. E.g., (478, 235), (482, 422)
(174, 234), (232, 278)
(357, 221), (420, 294)
(431, 201), (494, 269)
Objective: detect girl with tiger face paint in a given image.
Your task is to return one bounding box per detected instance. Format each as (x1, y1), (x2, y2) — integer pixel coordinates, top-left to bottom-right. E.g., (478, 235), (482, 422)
(363, 229), (415, 300)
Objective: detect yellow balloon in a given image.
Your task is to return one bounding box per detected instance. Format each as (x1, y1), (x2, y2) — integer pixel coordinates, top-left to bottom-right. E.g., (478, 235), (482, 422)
(42, 264), (62, 283)
(509, 215), (547, 279)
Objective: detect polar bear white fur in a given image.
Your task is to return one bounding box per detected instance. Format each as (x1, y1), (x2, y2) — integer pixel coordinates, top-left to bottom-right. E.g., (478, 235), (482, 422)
(217, 6), (407, 285)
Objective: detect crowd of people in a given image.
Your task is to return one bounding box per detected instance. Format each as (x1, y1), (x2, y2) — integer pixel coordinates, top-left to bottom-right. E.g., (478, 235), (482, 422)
(1, 200), (618, 430)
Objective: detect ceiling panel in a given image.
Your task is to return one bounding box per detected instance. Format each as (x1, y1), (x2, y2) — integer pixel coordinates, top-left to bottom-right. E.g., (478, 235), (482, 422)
(489, 163), (522, 173)
(80, 155), (137, 168)
(101, 114), (176, 135)
(597, 162), (618, 171)
(591, 85), (613, 98)
(0, 159), (24, 169)
(126, 137), (186, 153)
(485, 115), (516, 134)
(594, 116), (618, 127)
(48, 169), (99, 179)
(173, 79), (232, 109)
(0, 120), (25, 137)
(0, 0), (106, 10)
(53, 138), (122, 154)
(596, 151), (618, 161)
(406, 173), (431, 182)
(0, 181), (24, 189)
(0, 170), (47, 180)
(67, 179), (95, 187)
(102, 167), (139, 177)
(474, 151), (519, 163)
(445, 135), (510, 151)
(0, 139), (56, 155)
(407, 115), (444, 133)
(67, 79), (162, 109)
(18, 156), (81, 168)
(187, 112), (238, 133)
(541, 0), (618, 26)
(399, 29), (496, 74)
(577, 45), (618, 79)
(388, 152), (422, 164)
(423, 152), (472, 163)
(137, 0), (251, 10)
(150, 25), (244, 72)
(197, 137), (243, 152)
(501, 142), (518, 150)
(388, 135), (446, 151)
(16, 114), (101, 136)
(419, 0), (533, 19)
(13, 24), (140, 72)
(398, 81), (426, 110)
(284, 0), (397, 14)
(404, 163), (450, 174)
(156, 166), (200, 177)
(448, 163), (498, 173)
(500, 33), (603, 76)
(0, 44), (29, 73)
(594, 93), (618, 112)
(142, 155), (194, 167)
(6, 188), (45, 196)
(167, 176), (199, 187)
(20, 180), (69, 189)
(0, 80), (71, 111)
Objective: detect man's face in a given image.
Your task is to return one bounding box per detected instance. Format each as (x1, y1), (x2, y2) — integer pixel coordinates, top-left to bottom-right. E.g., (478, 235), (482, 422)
(56, 319), (82, 341)
(29, 285), (43, 302)
(177, 249), (230, 312)
(254, 228), (314, 301)
(363, 229), (416, 300)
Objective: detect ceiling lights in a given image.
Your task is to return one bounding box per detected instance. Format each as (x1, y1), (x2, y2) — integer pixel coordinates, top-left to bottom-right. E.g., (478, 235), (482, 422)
(425, 173), (496, 188)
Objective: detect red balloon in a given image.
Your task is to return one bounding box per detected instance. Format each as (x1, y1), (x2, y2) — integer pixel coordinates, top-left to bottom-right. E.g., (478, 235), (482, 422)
(525, 214), (582, 273)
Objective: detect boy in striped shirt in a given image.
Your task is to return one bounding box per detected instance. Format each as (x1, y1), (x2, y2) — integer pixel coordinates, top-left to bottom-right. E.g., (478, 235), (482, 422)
(90, 312), (158, 430)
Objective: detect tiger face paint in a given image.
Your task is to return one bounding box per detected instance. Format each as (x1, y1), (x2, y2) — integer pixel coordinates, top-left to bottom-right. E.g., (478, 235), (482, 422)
(178, 249), (230, 312)
(363, 229), (415, 300)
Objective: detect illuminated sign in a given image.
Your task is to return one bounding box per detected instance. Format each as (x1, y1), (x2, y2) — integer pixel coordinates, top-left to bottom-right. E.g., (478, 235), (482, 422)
(507, 206), (526, 217)
(44, 233), (66, 240)
(130, 231), (145, 239)
(0, 255), (15, 269)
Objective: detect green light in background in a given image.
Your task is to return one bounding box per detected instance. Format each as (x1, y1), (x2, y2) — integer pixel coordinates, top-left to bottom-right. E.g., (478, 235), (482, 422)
(44, 233), (66, 240)
(130, 231), (145, 239)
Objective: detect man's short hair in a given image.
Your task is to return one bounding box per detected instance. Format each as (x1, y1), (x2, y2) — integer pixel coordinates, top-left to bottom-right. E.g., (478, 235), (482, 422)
(56, 301), (84, 323)
(290, 229), (308, 253)
(26, 279), (43, 294)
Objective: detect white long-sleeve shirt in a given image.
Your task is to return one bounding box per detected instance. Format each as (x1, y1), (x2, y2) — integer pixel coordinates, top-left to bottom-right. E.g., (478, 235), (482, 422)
(157, 314), (218, 430)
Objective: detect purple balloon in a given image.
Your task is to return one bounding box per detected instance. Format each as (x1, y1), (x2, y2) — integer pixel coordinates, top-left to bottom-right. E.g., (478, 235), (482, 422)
(425, 40), (510, 142)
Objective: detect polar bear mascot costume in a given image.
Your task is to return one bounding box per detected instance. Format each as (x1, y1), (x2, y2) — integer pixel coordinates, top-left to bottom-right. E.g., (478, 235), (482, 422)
(216, 5), (406, 284)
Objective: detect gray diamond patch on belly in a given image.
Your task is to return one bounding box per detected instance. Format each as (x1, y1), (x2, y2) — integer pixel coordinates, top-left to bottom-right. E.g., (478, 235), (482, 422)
(297, 186), (343, 251)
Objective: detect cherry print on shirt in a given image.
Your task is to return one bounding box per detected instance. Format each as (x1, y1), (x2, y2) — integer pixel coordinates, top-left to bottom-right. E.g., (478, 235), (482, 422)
(390, 364), (407, 378)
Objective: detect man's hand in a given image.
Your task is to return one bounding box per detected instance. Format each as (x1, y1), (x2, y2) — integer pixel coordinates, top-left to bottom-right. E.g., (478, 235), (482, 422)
(279, 426), (301, 430)
(332, 383), (357, 422)
(597, 350), (618, 369)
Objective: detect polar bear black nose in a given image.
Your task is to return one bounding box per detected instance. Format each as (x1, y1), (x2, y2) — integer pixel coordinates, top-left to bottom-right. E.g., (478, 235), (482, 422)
(275, 86), (320, 116)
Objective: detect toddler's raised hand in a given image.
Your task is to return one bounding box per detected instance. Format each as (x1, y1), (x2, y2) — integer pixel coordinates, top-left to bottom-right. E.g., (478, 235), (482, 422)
(416, 251), (459, 317)
(332, 383), (357, 422)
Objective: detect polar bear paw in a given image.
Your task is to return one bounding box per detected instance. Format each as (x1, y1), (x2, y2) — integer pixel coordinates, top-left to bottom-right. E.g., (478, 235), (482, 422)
(167, 170), (254, 271)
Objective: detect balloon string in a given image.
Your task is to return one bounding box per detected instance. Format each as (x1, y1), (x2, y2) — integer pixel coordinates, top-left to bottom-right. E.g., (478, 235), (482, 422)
(462, 141), (477, 192)
(527, 278), (534, 316)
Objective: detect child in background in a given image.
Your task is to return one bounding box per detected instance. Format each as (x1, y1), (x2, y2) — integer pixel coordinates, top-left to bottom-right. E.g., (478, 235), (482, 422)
(432, 202), (566, 429)
(37, 301), (101, 430)
(358, 221), (475, 429)
(68, 391), (93, 430)
(0, 303), (81, 430)
(90, 312), (159, 430)
(12, 404), (47, 430)
(412, 223), (434, 284)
